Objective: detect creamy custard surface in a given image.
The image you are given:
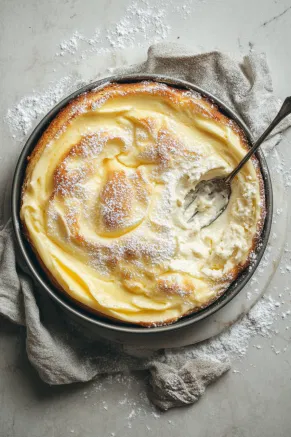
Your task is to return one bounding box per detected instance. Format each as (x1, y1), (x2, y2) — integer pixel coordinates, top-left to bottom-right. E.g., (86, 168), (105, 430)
(21, 82), (265, 325)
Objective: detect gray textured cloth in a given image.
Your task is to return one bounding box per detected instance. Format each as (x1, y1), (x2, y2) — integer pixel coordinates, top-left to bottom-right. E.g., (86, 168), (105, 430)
(0, 43), (289, 410)
(149, 358), (229, 410)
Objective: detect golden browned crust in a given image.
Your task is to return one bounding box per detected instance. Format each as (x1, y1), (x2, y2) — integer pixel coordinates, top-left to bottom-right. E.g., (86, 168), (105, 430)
(20, 81), (267, 327)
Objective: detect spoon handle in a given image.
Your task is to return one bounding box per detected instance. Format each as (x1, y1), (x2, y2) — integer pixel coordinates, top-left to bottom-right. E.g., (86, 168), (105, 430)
(226, 96), (291, 183)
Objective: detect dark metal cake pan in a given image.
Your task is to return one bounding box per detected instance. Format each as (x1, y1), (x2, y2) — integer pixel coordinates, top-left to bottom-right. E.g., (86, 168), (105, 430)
(11, 74), (273, 343)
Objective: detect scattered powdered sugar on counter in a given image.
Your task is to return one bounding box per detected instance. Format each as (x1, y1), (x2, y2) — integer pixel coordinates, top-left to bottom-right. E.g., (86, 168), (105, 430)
(164, 294), (278, 367)
(58, 32), (81, 56)
(106, 2), (170, 49)
(57, 30), (105, 57)
(56, 0), (171, 59)
(273, 154), (291, 188)
(174, 0), (206, 19)
(5, 75), (85, 141)
(88, 373), (162, 432)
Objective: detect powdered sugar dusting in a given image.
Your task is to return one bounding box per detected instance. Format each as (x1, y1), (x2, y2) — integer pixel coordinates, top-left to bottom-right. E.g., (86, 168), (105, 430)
(57, 30), (102, 57)
(56, 2), (171, 60)
(5, 75), (85, 141)
(161, 295), (277, 370)
(106, 2), (170, 49)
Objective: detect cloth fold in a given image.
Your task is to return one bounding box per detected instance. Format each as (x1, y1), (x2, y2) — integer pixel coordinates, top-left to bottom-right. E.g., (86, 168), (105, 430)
(149, 358), (229, 410)
(0, 43), (289, 410)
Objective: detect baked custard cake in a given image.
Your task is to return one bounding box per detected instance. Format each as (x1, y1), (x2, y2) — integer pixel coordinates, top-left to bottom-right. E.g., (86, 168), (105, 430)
(21, 81), (265, 326)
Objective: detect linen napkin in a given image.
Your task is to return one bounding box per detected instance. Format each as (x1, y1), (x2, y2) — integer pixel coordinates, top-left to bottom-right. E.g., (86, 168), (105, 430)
(0, 43), (288, 410)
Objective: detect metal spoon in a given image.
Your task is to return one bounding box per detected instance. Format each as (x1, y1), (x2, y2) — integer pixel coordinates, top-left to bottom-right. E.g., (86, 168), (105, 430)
(184, 96), (291, 228)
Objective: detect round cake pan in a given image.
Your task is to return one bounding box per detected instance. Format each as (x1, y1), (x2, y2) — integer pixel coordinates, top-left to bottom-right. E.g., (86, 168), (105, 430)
(11, 74), (273, 343)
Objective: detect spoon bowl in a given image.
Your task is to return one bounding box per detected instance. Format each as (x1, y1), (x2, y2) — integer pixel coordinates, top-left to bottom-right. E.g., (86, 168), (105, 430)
(185, 177), (231, 227)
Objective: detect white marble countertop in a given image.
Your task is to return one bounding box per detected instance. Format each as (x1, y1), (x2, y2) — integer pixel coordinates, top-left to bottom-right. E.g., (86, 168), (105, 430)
(1, 0), (291, 436)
